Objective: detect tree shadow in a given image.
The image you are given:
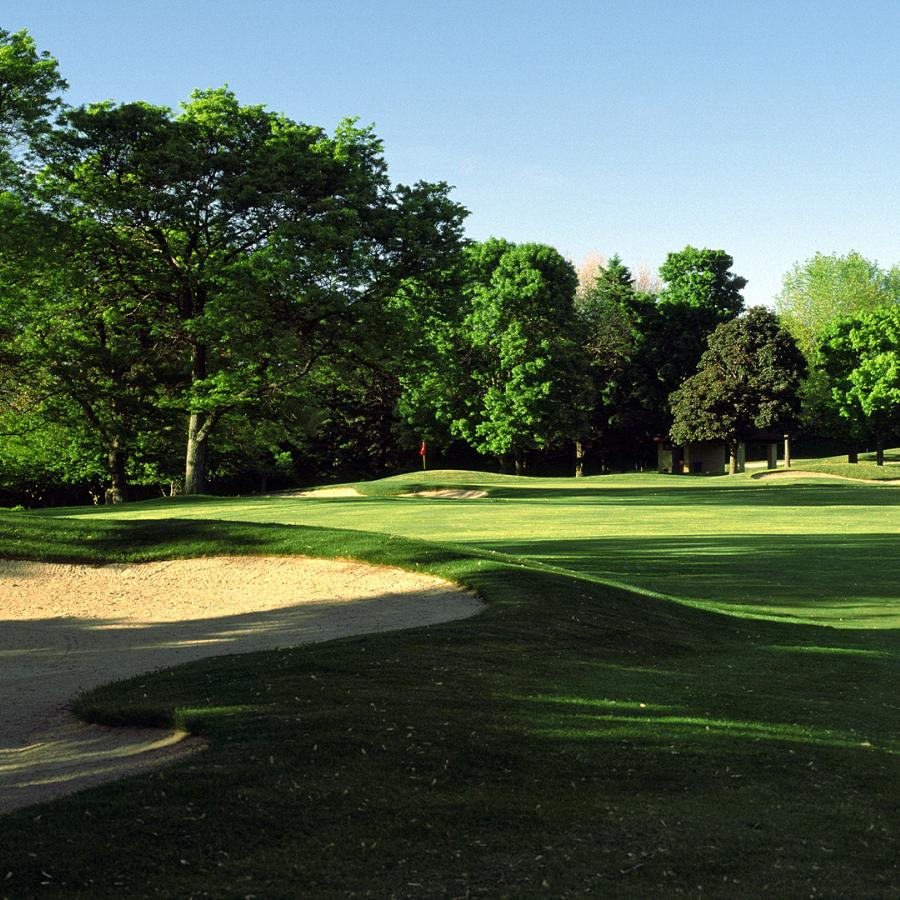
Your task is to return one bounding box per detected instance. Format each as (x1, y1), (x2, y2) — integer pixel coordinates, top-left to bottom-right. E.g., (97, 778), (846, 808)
(472, 532), (900, 629)
(484, 482), (900, 507)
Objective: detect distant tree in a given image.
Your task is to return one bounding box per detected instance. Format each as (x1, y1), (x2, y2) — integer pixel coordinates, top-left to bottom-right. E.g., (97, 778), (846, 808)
(658, 246), (747, 319)
(604, 247), (747, 459)
(819, 306), (900, 465)
(575, 252), (607, 299)
(574, 254), (639, 474)
(413, 239), (591, 475)
(776, 251), (899, 358)
(775, 251), (899, 454)
(670, 307), (807, 474)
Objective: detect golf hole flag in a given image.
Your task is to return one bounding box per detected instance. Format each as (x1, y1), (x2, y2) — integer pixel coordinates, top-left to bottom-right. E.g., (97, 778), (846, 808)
(419, 441), (427, 469)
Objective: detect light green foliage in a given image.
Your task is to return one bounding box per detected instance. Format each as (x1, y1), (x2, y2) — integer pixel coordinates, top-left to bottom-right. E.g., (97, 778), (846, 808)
(0, 27), (66, 176)
(669, 307), (807, 452)
(776, 251), (899, 359)
(820, 305), (900, 454)
(449, 240), (591, 468)
(775, 252), (899, 444)
(658, 245), (746, 319)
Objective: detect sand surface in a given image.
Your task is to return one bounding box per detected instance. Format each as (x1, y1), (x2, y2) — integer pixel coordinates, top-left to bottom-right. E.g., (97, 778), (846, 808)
(0, 555), (482, 815)
(403, 489), (488, 499)
(283, 487), (363, 498)
(752, 470), (900, 485)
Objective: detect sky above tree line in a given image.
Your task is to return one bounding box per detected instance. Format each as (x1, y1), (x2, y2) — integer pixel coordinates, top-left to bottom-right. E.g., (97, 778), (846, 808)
(6, 0), (900, 308)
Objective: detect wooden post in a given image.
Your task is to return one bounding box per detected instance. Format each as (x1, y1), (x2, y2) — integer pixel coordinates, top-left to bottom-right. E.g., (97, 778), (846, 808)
(783, 433), (791, 469)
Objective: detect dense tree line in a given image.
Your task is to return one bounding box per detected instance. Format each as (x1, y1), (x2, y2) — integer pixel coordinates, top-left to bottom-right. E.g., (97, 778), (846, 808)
(1, 29), (897, 504)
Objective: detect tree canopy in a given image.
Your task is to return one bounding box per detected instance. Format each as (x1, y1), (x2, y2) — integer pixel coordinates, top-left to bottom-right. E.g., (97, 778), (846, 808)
(669, 307), (807, 473)
(819, 305), (900, 464)
(401, 239), (591, 474)
(776, 251), (899, 359)
(12, 87), (466, 497)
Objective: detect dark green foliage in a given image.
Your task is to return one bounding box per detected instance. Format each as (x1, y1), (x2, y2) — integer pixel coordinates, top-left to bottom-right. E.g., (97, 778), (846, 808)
(573, 255), (640, 471)
(669, 307), (807, 455)
(594, 248), (748, 459)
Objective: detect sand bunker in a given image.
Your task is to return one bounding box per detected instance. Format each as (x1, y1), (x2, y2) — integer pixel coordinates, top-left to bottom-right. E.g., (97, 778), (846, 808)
(285, 486), (363, 498)
(0, 555), (482, 815)
(752, 470), (900, 485)
(402, 489), (488, 500)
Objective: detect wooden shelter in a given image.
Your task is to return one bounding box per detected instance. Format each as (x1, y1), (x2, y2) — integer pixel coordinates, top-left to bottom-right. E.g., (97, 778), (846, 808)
(656, 432), (781, 475)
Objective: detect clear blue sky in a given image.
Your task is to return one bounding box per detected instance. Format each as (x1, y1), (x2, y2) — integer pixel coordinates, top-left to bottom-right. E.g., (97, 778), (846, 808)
(6, 0), (900, 306)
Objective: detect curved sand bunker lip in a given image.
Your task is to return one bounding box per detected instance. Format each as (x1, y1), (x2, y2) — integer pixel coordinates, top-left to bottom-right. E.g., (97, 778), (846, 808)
(752, 470), (900, 485)
(0, 556), (482, 815)
(402, 489), (488, 500)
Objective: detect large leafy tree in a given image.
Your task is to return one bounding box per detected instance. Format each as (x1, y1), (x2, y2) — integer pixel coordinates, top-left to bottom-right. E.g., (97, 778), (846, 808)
(33, 89), (465, 494)
(0, 224), (178, 502)
(669, 307), (807, 474)
(776, 251), (899, 357)
(819, 306), (900, 465)
(406, 239), (590, 475)
(775, 251), (899, 454)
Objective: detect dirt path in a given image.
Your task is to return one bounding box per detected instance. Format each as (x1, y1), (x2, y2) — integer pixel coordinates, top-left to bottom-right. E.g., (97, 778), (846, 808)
(0, 556), (482, 815)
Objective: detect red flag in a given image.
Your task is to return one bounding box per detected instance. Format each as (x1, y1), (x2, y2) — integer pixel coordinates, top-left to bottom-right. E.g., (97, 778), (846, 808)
(419, 441), (427, 456)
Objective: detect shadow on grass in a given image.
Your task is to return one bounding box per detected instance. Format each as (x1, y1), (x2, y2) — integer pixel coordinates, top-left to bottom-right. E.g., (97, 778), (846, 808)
(485, 483), (900, 507)
(0, 512), (898, 895)
(473, 532), (900, 628)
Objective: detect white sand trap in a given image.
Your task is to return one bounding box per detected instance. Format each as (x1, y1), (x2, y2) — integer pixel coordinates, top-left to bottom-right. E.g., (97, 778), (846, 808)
(752, 470), (900, 485)
(0, 556), (482, 815)
(285, 486), (363, 498)
(402, 489), (488, 500)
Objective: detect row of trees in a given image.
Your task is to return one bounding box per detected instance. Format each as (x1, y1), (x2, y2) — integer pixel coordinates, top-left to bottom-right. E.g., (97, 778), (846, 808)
(776, 252), (900, 464)
(1, 28), (897, 504)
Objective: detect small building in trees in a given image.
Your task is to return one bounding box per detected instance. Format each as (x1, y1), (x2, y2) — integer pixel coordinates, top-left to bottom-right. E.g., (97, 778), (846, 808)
(656, 432), (780, 474)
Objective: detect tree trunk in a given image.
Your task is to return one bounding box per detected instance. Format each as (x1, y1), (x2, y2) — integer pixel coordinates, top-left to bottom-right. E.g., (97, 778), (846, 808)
(104, 438), (127, 504)
(514, 451), (526, 477)
(184, 339), (212, 495)
(728, 441), (738, 476)
(574, 440), (587, 478)
(848, 448), (858, 464)
(783, 433), (792, 469)
(876, 435), (885, 466)
(185, 412), (209, 494)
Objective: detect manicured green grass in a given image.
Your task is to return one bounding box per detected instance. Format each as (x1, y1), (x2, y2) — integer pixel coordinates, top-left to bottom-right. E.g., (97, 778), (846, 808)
(783, 447), (900, 481)
(55, 469), (900, 628)
(2, 472), (899, 896)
